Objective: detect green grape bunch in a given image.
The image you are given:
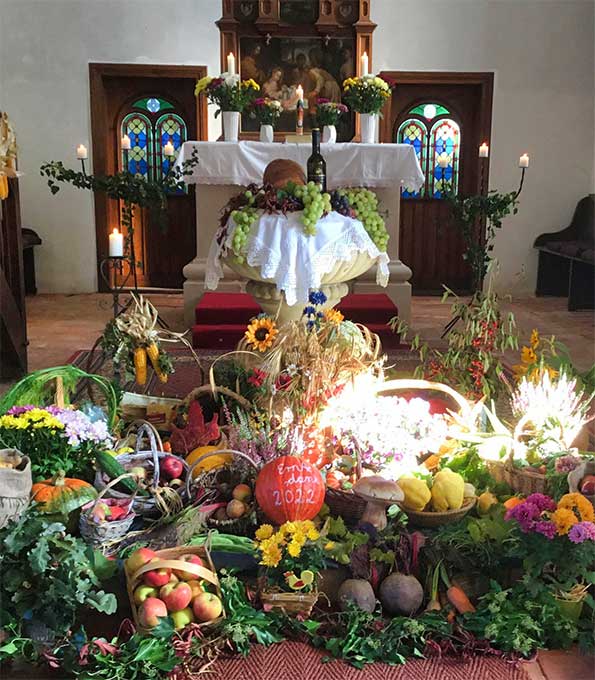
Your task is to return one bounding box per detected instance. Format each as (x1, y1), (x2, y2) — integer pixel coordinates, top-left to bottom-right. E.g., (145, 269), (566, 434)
(341, 187), (390, 251)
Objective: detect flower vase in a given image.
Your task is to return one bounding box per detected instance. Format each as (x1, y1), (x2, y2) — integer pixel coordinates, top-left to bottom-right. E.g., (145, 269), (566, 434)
(360, 113), (377, 144)
(322, 125), (337, 144)
(222, 111), (240, 142)
(259, 124), (274, 143)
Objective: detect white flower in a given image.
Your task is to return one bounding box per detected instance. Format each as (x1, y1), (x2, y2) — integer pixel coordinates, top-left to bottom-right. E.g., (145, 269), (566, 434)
(285, 364), (298, 376)
(222, 72), (240, 87)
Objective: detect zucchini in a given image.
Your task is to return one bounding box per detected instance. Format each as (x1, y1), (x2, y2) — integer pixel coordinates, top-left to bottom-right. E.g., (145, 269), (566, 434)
(95, 451), (146, 495)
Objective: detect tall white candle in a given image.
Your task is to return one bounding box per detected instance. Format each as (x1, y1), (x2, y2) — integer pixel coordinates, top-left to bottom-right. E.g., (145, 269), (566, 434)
(109, 228), (124, 257)
(76, 144), (88, 160)
(361, 51), (369, 77)
(519, 153), (530, 168)
(479, 142), (489, 158)
(163, 141), (175, 157)
(121, 134), (131, 150)
(227, 52), (236, 76)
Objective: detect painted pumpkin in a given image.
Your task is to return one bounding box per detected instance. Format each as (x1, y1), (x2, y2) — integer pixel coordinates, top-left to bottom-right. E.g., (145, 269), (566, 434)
(31, 470), (97, 515)
(186, 445), (232, 478)
(255, 455), (325, 525)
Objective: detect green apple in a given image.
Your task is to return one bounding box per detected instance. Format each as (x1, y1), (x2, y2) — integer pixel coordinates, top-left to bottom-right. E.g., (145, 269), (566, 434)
(170, 607), (194, 630)
(133, 584), (158, 605)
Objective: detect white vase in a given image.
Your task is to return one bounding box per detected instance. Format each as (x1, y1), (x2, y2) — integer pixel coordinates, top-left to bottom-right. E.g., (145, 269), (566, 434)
(360, 113), (378, 144)
(259, 124), (274, 143)
(222, 111), (240, 142)
(322, 125), (337, 144)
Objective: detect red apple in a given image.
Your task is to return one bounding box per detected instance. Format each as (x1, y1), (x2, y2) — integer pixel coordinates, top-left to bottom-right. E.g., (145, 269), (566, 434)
(170, 607), (194, 630)
(107, 506), (127, 521)
(138, 597), (167, 628)
(159, 581), (192, 612)
(173, 554), (204, 580)
(192, 592), (222, 622)
(580, 475), (595, 495)
(143, 562), (172, 588)
(126, 547), (157, 574)
(232, 483), (252, 502)
(160, 456), (184, 481)
(186, 579), (205, 599)
(168, 573), (180, 585)
(133, 584), (158, 605)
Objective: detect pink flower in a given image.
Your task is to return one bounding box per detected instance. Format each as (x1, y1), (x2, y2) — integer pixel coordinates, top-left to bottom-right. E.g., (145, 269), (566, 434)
(533, 520), (557, 539)
(568, 521), (595, 543)
(525, 493), (556, 512)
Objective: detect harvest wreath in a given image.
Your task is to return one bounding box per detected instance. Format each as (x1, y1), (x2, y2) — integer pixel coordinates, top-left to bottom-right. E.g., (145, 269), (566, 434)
(0, 295), (594, 679)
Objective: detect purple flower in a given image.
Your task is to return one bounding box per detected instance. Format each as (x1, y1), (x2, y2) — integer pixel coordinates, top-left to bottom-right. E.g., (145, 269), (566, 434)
(6, 405), (35, 415)
(533, 520), (557, 539)
(506, 500), (541, 532)
(46, 407), (111, 447)
(568, 521), (595, 544)
(317, 98), (330, 105)
(525, 493), (557, 512)
(555, 455), (581, 474)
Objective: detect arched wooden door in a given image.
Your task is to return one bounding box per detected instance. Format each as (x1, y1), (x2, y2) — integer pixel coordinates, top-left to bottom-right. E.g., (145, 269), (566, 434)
(380, 72), (493, 294)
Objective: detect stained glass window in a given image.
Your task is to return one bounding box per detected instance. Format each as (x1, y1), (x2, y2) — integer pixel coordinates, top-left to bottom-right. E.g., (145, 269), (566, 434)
(132, 97), (175, 114)
(397, 118), (426, 198)
(156, 113), (187, 180)
(121, 113), (152, 179)
(429, 119), (460, 198)
(409, 103), (450, 120)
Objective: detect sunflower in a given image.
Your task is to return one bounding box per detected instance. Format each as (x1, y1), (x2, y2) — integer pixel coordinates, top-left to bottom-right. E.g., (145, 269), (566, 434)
(520, 346), (537, 364)
(552, 507), (578, 535)
(530, 329), (540, 349)
(245, 317), (278, 352)
(324, 308), (344, 325)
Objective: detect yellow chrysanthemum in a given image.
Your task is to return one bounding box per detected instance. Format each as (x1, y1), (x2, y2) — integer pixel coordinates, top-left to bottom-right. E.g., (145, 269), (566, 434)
(245, 317), (278, 352)
(260, 542), (282, 567)
(287, 541), (302, 558)
(307, 527), (320, 541)
(520, 346), (537, 365)
(194, 76), (213, 96)
(552, 507), (578, 535)
(242, 79), (260, 91)
(255, 524), (274, 542)
(530, 329), (540, 349)
(324, 308), (344, 325)
(558, 493), (595, 522)
(291, 530), (307, 547)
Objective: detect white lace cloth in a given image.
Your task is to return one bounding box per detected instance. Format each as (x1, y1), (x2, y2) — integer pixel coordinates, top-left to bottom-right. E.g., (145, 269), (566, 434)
(206, 211), (390, 306)
(175, 141), (425, 190)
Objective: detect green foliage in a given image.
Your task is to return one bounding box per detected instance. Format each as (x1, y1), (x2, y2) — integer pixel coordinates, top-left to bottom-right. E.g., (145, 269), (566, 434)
(0, 507), (117, 640)
(442, 447), (511, 495)
(323, 516), (369, 566)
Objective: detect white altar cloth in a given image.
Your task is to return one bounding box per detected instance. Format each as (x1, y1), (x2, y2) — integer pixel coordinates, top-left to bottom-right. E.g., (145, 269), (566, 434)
(207, 211), (389, 306)
(175, 141), (424, 190)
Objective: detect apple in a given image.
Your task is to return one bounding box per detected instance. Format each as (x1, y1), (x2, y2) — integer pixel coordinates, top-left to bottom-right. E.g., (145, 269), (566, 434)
(168, 573), (180, 585)
(108, 506), (127, 521)
(170, 607), (194, 631)
(126, 547), (157, 574)
(133, 584), (158, 605)
(159, 582), (192, 612)
(173, 554), (204, 580)
(232, 483), (252, 502)
(160, 456), (184, 481)
(214, 507), (228, 521)
(192, 592), (223, 622)
(186, 579), (205, 599)
(226, 499), (246, 519)
(580, 475), (595, 495)
(143, 562), (172, 587)
(129, 466), (147, 480)
(138, 597), (167, 628)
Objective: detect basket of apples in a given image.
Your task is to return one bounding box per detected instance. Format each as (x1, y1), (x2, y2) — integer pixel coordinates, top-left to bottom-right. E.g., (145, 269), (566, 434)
(125, 545), (224, 634)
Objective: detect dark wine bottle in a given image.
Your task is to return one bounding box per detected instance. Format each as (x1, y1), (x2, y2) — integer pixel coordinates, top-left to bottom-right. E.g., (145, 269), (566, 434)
(307, 128), (327, 193)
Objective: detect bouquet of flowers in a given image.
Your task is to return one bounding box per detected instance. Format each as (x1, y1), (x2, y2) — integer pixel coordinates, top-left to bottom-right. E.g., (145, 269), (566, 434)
(315, 99), (348, 126)
(195, 73), (260, 115)
(250, 98), (283, 126)
(0, 405), (112, 480)
(342, 75), (392, 114)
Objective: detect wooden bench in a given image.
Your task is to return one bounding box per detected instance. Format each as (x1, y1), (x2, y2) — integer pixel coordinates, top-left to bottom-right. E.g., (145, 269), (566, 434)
(534, 195), (594, 311)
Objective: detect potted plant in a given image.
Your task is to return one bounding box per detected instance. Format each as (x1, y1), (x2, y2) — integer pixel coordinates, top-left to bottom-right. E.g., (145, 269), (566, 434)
(249, 98), (283, 142)
(315, 99), (348, 144)
(195, 74), (260, 142)
(342, 75), (393, 144)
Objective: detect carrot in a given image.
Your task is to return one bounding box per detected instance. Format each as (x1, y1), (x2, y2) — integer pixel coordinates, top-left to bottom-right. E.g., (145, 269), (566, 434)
(133, 347), (147, 385)
(441, 564), (476, 614)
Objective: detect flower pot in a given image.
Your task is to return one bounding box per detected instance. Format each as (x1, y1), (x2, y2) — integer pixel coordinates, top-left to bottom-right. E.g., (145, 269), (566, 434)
(259, 124), (274, 143)
(322, 125), (337, 144)
(360, 113), (378, 144)
(222, 111), (240, 142)
(555, 596), (585, 623)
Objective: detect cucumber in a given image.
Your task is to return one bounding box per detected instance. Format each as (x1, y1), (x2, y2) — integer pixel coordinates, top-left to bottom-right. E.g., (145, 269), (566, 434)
(95, 451), (146, 495)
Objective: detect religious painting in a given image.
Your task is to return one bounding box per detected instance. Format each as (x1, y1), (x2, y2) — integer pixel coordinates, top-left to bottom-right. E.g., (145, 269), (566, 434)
(239, 36), (356, 139)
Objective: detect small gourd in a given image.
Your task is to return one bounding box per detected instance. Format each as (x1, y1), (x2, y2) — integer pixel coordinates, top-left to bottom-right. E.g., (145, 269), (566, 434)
(398, 477), (431, 511)
(31, 470), (97, 515)
(431, 468), (464, 512)
(186, 445), (232, 478)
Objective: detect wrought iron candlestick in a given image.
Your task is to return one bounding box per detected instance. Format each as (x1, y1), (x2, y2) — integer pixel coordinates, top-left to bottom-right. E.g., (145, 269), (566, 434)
(99, 255), (133, 319)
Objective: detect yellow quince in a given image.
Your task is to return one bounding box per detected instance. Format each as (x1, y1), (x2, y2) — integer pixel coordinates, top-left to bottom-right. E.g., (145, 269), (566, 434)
(430, 468), (464, 512)
(398, 477), (431, 512)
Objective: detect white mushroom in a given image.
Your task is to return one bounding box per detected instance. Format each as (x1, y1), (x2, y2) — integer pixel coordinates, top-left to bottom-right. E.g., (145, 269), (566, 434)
(353, 475), (404, 530)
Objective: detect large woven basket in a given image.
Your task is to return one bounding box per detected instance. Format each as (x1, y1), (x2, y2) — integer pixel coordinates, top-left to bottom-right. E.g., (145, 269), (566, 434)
(259, 589), (319, 617)
(486, 460), (547, 495)
(124, 544), (223, 635)
(398, 497), (476, 528)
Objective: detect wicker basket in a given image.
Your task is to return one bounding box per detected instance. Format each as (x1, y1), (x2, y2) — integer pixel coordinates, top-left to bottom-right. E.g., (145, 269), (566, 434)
(260, 589), (319, 617)
(79, 473), (136, 551)
(324, 487), (367, 524)
(486, 460), (547, 495)
(124, 544), (223, 635)
(95, 421), (189, 517)
(398, 497), (476, 528)
(187, 449), (260, 536)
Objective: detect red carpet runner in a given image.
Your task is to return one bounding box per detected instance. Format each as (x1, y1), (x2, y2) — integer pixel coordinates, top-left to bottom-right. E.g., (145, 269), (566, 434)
(192, 292), (404, 350)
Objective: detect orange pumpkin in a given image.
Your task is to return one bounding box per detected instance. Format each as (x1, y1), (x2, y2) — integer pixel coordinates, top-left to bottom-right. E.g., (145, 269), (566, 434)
(503, 496), (524, 511)
(255, 455), (325, 525)
(31, 470), (97, 515)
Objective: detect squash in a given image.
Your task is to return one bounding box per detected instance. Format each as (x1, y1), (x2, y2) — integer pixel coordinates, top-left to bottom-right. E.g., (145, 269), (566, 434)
(31, 470), (97, 515)
(186, 445), (231, 478)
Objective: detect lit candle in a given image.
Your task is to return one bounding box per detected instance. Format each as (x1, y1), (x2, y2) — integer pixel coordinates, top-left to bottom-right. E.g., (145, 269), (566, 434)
(121, 134), (131, 150)
(519, 153), (530, 168)
(295, 85), (304, 135)
(438, 157), (449, 169)
(108, 228), (124, 257)
(361, 52), (369, 77)
(76, 144), (88, 160)
(479, 142), (489, 158)
(296, 84), (304, 103)
(163, 141), (175, 157)
(227, 52), (236, 75)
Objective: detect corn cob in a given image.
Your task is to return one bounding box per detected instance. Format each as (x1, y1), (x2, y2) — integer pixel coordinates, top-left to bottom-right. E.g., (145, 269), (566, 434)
(133, 346), (147, 385)
(146, 342), (168, 383)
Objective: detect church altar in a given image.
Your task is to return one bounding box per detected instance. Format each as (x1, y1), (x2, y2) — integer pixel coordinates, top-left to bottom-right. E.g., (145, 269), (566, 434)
(175, 140), (424, 325)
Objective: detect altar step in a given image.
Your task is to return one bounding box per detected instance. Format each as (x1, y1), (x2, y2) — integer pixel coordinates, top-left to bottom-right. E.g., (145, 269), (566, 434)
(192, 292), (404, 350)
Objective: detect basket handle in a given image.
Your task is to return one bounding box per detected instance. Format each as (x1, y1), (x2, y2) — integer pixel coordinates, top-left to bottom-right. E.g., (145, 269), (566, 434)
(86, 473), (137, 517)
(185, 448), (259, 497)
(131, 558), (219, 588)
(376, 378), (470, 414)
(134, 422), (163, 489)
